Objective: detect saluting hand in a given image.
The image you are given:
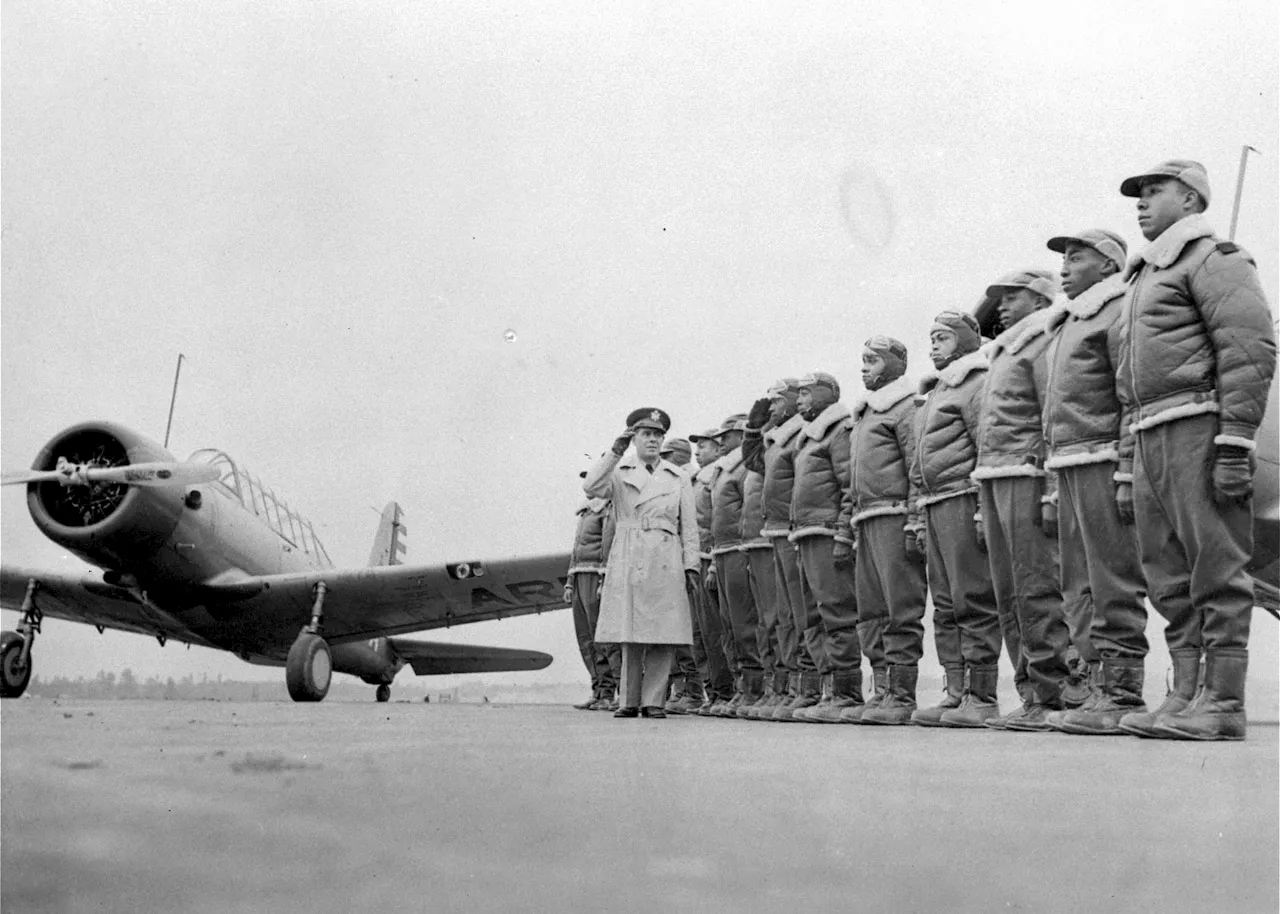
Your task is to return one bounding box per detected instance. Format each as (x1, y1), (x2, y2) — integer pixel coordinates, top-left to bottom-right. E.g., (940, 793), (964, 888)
(611, 428), (635, 457)
(747, 397), (772, 431)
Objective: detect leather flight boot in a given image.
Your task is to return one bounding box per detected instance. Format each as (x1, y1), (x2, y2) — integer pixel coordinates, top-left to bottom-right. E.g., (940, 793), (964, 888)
(672, 680), (706, 715)
(735, 670), (767, 718)
(862, 665), (919, 725)
(809, 670), (864, 723)
(1055, 658), (1145, 735)
(716, 675), (745, 718)
(765, 672), (799, 721)
(1004, 685), (1066, 732)
(794, 674), (833, 723)
(588, 689), (615, 711)
(574, 689), (600, 710)
(774, 671), (820, 722)
(663, 677), (687, 714)
(1154, 650), (1248, 741)
(1062, 658), (1098, 709)
(1118, 650), (1201, 738)
(984, 681), (1034, 729)
(842, 666), (887, 723)
(940, 665), (1001, 728)
(748, 671), (784, 720)
(911, 665), (966, 727)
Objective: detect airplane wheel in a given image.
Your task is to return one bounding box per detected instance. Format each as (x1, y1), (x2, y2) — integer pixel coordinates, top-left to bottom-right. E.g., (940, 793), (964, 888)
(1, 633), (32, 699)
(376, 684), (391, 703)
(285, 633), (331, 702)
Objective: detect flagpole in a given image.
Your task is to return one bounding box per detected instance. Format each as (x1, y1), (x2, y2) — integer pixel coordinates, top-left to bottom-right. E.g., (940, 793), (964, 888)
(1227, 145), (1259, 242)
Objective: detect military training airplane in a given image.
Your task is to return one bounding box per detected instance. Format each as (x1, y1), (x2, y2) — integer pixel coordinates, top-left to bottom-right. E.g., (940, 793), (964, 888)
(1, 421), (571, 702)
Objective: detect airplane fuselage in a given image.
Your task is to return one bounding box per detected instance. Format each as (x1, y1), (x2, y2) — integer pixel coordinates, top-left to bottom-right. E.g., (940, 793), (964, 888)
(24, 422), (404, 685)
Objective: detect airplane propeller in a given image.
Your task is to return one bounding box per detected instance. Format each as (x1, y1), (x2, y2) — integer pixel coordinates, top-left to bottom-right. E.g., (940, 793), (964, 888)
(2, 457), (220, 489)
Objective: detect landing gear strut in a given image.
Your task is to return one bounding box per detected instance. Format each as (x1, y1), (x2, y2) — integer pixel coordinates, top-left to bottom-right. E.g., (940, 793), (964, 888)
(285, 582), (331, 702)
(2, 580), (41, 699)
(376, 684), (391, 703)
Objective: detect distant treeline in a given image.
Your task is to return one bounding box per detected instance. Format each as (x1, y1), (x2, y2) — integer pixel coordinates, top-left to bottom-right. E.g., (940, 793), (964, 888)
(25, 670), (587, 703)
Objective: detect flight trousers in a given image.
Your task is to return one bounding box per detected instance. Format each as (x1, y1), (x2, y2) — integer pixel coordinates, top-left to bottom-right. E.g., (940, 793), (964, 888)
(795, 535), (862, 673)
(771, 536), (824, 673)
(571, 571), (620, 694)
(746, 545), (791, 677)
(1058, 461), (1148, 659)
(856, 514), (925, 667)
(715, 550), (763, 672)
(924, 493), (1000, 669)
(696, 558), (735, 699)
(1135, 414), (1255, 654)
(980, 477), (1070, 705)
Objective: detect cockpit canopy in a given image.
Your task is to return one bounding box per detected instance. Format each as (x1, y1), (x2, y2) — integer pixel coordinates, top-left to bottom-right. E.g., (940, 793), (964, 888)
(187, 449), (334, 567)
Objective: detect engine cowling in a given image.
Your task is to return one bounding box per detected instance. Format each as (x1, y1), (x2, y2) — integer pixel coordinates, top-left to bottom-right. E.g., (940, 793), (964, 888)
(26, 422), (185, 571)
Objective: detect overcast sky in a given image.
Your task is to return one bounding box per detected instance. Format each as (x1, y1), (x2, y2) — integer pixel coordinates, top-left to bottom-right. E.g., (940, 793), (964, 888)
(3, 1), (1277, 694)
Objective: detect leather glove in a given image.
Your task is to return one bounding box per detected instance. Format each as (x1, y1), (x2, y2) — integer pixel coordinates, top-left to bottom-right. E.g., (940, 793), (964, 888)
(1213, 445), (1255, 507)
(905, 527), (926, 562)
(833, 540), (854, 569)
(1041, 501), (1058, 539)
(974, 513), (987, 554)
(562, 583), (574, 604)
(705, 563), (718, 592)
(610, 429), (635, 457)
(1114, 482), (1134, 525)
(747, 397), (772, 431)
(685, 569), (701, 593)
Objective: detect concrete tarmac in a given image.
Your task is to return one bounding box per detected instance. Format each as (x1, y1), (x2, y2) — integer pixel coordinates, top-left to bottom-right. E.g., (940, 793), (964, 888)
(2, 698), (1277, 914)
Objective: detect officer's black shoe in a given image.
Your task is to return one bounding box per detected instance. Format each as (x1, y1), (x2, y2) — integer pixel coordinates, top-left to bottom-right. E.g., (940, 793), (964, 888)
(613, 707), (640, 718)
(640, 706), (667, 719)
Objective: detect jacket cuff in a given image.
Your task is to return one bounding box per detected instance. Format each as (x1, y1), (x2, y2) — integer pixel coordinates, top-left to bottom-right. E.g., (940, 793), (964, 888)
(1214, 433), (1256, 452)
(833, 534), (854, 546)
(1113, 471), (1134, 484)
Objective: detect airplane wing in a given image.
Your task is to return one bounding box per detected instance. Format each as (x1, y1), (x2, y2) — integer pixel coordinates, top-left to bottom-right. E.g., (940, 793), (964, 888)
(0, 564), (219, 648)
(387, 637), (552, 675)
(199, 552), (571, 656)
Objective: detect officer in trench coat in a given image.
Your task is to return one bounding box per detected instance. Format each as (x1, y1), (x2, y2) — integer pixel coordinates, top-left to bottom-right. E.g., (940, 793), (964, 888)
(584, 408), (700, 718)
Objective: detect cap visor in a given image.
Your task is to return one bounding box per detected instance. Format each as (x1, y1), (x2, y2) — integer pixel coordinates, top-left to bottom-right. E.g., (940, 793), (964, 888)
(1046, 235), (1078, 254)
(1119, 174), (1155, 198)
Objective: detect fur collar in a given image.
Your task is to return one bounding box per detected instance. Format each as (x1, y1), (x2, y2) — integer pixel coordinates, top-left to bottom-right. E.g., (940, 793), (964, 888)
(765, 412), (806, 448)
(713, 446), (744, 474)
(1125, 213), (1215, 276)
(1060, 273), (1127, 321)
(852, 375), (915, 418)
(920, 348), (989, 394)
(800, 402), (851, 442)
(577, 496), (610, 515)
(695, 463), (718, 484)
(988, 302), (1069, 357)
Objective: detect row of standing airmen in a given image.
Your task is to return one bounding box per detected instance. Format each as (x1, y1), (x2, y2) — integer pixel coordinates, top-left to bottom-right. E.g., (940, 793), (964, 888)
(566, 158), (1276, 739)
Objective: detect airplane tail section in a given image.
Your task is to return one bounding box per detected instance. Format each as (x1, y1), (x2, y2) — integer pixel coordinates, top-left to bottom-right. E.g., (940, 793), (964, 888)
(387, 638), (553, 676)
(368, 502), (407, 567)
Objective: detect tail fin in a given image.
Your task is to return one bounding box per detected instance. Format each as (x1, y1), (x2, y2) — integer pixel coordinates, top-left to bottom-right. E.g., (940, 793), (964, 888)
(368, 502), (407, 567)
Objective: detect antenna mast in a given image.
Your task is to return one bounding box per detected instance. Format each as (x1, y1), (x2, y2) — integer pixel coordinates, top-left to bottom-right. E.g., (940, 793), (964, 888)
(163, 353), (186, 450)
(1227, 145), (1259, 242)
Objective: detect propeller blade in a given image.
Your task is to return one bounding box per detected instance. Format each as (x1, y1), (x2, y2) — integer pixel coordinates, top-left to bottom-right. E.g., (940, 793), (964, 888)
(1, 469), (64, 486)
(1, 460), (220, 488)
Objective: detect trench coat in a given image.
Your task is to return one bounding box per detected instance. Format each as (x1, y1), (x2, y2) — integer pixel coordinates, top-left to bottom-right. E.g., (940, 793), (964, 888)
(583, 451), (698, 644)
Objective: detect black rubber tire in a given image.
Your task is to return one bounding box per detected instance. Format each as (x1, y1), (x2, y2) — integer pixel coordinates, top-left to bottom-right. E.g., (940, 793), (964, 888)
(375, 684), (391, 703)
(1, 634), (32, 699)
(285, 633), (331, 702)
